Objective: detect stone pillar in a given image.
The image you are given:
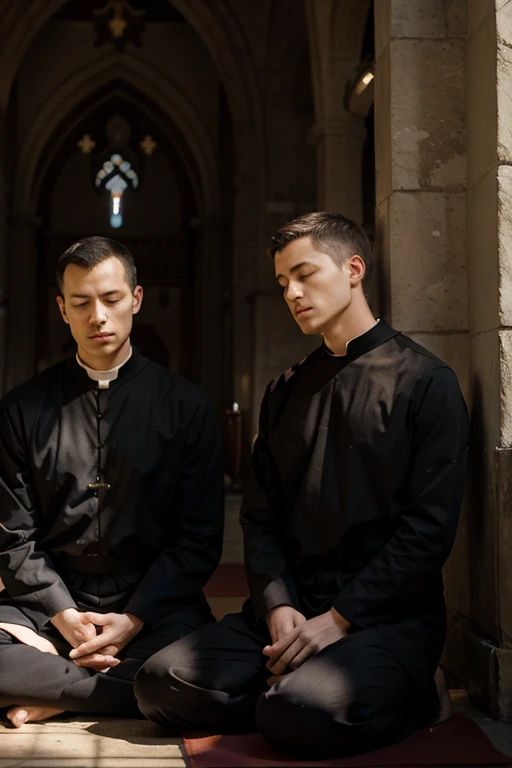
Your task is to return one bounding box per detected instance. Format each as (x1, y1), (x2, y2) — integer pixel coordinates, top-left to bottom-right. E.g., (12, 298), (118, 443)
(374, 0), (468, 387)
(442, 0), (512, 719)
(304, 0), (368, 222)
(4, 215), (41, 391)
(374, 0), (474, 697)
(309, 119), (366, 222)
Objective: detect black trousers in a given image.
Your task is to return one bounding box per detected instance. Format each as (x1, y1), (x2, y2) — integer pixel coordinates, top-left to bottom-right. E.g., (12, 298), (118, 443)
(135, 610), (441, 758)
(0, 568), (214, 719)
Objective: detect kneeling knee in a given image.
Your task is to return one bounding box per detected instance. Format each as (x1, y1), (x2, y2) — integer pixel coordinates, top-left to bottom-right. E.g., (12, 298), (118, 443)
(135, 649), (224, 729)
(256, 685), (333, 755)
(134, 651), (181, 726)
(256, 671), (359, 757)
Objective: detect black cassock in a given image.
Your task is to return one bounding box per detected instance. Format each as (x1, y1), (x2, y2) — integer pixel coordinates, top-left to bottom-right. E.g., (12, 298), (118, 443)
(135, 321), (469, 754)
(242, 320), (468, 679)
(0, 349), (224, 715)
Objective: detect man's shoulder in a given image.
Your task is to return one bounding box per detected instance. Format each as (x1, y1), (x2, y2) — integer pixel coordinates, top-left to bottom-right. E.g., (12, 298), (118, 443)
(392, 332), (461, 388)
(141, 359), (211, 409)
(1, 360), (67, 414)
(268, 345), (323, 394)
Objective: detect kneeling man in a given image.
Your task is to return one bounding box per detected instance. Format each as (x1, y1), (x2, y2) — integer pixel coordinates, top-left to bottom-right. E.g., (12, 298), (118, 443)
(135, 213), (468, 758)
(0, 236), (224, 726)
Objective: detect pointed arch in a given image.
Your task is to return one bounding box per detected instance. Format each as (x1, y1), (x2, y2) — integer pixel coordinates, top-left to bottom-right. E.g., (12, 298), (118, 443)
(14, 52), (217, 216)
(0, 0), (264, 175)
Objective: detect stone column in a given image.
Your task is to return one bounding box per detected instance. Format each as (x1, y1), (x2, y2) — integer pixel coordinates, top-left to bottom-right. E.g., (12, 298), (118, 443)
(309, 119), (366, 222)
(304, 0), (369, 222)
(374, 0), (473, 696)
(374, 0), (468, 385)
(442, 0), (512, 719)
(4, 215), (41, 391)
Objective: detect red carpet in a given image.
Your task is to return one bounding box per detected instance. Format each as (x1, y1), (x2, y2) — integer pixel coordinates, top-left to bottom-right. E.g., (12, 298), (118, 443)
(183, 714), (511, 767)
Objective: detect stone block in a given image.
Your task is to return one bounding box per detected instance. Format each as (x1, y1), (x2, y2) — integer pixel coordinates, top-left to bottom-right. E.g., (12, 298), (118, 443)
(497, 0), (512, 44)
(389, 191), (467, 332)
(468, 167), (499, 336)
(466, 12), (498, 188)
(498, 41), (512, 164)
(375, 44), (392, 205)
(390, 39), (466, 191)
(499, 166), (512, 325)
(390, 0), (465, 38)
(499, 330), (512, 448)
(391, 0), (445, 38)
(446, 0), (467, 36)
(467, 0), (495, 37)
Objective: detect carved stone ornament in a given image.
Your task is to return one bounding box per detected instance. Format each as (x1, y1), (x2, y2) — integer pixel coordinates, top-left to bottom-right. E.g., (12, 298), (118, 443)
(93, 1), (146, 50)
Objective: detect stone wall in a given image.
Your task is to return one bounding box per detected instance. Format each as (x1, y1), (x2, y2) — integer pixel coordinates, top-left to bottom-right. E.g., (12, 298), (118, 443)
(444, 0), (512, 720)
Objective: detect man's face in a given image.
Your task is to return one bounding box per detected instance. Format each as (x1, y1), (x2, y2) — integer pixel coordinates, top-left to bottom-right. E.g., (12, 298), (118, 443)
(274, 236), (354, 336)
(56, 256), (142, 363)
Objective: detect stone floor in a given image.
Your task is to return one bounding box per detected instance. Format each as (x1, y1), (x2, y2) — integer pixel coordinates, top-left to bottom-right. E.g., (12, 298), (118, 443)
(0, 690), (511, 768)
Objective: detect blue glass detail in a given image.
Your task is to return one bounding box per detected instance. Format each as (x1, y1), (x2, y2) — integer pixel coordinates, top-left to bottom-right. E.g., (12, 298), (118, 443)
(110, 213), (123, 228)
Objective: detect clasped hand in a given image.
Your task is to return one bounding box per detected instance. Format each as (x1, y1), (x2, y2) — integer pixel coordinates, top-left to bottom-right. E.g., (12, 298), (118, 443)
(263, 606), (349, 682)
(51, 608), (143, 672)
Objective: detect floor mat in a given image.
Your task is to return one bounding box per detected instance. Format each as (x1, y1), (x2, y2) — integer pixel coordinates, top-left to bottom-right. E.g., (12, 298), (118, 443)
(183, 714), (512, 767)
(204, 563), (248, 597)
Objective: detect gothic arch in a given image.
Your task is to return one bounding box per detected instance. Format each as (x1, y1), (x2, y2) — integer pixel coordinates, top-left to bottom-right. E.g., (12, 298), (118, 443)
(33, 83), (203, 226)
(14, 52), (217, 217)
(0, 0), (264, 173)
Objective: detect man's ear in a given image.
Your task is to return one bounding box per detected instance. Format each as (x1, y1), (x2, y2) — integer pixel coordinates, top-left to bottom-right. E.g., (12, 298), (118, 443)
(56, 295), (70, 325)
(347, 255), (366, 287)
(132, 285), (143, 315)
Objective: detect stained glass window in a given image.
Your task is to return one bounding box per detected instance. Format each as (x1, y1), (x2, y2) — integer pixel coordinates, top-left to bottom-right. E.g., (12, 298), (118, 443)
(95, 153), (139, 228)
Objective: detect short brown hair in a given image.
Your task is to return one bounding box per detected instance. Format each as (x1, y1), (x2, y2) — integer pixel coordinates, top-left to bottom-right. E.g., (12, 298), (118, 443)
(268, 211), (373, 286)
(56, 236), (137, 294)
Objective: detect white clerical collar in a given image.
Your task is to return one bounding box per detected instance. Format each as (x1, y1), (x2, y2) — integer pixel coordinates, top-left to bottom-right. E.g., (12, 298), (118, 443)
(76, 347), (133, 389)
(325, 319), (380, 357)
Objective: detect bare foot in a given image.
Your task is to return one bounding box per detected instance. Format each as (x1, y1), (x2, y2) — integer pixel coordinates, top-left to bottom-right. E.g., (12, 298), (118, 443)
(6, 706), (65, 728)
(433, 666), (453, 725)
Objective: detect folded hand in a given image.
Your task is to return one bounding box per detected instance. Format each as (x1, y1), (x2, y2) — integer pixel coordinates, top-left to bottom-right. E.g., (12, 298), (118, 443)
(263, 608), (350, 676)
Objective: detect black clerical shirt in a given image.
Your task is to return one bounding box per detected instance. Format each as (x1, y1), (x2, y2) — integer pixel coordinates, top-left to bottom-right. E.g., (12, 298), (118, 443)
(241, 321), (468, 634)
(0, 349), (224, 629)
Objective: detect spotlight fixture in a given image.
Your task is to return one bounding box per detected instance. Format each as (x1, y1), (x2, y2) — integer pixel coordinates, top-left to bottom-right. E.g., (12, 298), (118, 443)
(346, 62), (375, 116)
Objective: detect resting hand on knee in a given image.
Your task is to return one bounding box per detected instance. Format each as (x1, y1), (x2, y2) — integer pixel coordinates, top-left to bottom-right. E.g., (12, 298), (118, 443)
(50, 607), (98, 648)
(70, 643), (120, 672)
(263, 608), (350, 675)
(69, 611), (143, 667)
(264, 605), (306, 645)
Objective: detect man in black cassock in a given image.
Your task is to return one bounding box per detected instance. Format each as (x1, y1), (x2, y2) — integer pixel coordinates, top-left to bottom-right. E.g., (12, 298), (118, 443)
(0, 236), (224, 727)
(135, 212), (468, 757)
